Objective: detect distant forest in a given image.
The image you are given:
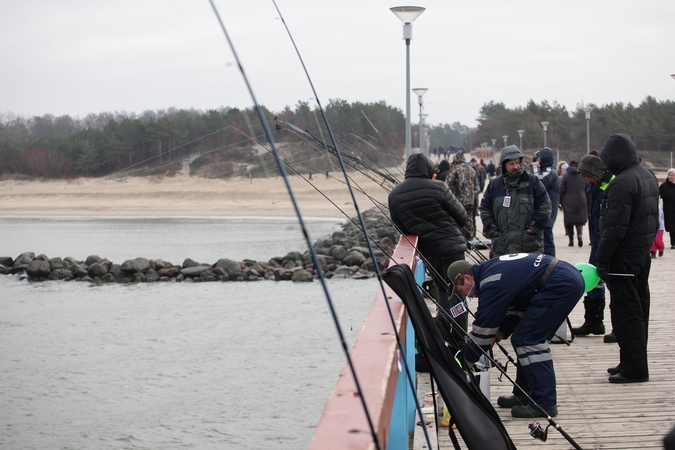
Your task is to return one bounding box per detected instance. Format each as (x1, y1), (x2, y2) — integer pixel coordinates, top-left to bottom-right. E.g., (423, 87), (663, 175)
(1, 96), (674, 179)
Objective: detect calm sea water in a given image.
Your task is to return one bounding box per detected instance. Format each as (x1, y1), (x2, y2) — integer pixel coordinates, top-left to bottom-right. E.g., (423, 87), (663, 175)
(0, 216), (376, 450)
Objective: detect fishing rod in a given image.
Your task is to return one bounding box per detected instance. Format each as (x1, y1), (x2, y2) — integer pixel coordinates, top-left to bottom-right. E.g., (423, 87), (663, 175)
(270, 2), (434, 448)
(359, 109), (406, 170)
(206, 2), (383, 449)
(107, 125), (235, 179)
(275, 117), (399, 188)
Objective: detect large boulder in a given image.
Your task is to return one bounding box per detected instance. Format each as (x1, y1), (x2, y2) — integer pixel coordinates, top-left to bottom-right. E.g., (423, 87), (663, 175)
(14, 252), (35, 266)
(158, 266), (181, 278)
(49, 257), (67, 271)
(47, 269), (74, 280)
(88, 263), (108, 278)
(85, 255), (103, 266)
(213, 258), (242, 275)
(291, 269), (313, 282)
(328, 245), (350, 261)
(120, 257), (150, 274)
(181, 265), (211, 278)
(145, 268), (160, 282)
(0, 256), (14, 267)
(0, 264), (9, 275)
(27, 259), (51, 278)
(342, 251), (365, 266)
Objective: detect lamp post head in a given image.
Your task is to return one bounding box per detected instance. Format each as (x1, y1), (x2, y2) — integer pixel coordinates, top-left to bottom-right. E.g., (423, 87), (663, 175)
(390, 6), (426, 23)
(540, 121), (549, 131)
(671, 74), (675, 80)
(491, 139), (496, 145)
(412, 87), (428, 97)
(517, 129), (524, 138)
(390, 6), (425, 39)
(582, 106), (593, 120)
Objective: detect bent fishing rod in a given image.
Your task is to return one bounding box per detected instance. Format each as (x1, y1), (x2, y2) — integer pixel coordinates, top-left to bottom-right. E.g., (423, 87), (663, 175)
(275, 117), (400, 188)
(269, 2), (444, 448)
(207, 2), (383, 449)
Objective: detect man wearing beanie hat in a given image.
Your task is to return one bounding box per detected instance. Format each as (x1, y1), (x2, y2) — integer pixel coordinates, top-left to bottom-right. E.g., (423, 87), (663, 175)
(597, 133), (659, 383)
(479, 145), (551, 257)
(447, 253), (584, 418)
(572, 154), (615, 341)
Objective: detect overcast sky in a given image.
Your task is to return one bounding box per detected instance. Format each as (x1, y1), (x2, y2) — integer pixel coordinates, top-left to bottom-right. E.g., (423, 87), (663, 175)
(2, 0), (674, 128)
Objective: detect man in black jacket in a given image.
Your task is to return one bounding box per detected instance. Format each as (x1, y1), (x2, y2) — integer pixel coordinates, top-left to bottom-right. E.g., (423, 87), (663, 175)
(597, 134), (659, 383)
(388, 153), (468, 342)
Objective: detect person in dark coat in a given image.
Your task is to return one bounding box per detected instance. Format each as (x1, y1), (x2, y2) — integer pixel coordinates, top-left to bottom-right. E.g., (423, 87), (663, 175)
(433, 159), (451, 182)
(534, 148), (560, 255)
(559, 160), (588, 247)
(597, 134), (659, 383)
(659, 168), (675, 249)
(388, 153), (469, 341)
(479, 146), (551, 257)
(571, 153), (614, 338)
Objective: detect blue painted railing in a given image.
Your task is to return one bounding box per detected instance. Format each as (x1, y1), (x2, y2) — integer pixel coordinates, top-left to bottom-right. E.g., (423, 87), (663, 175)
(308, 235), (421, 450)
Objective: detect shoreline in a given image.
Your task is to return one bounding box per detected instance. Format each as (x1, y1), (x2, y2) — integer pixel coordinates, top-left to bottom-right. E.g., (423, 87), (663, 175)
(0, 173), (390, 219)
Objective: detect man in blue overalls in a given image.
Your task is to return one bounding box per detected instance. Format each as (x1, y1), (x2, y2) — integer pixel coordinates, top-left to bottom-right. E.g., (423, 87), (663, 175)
(447, 254), (584, 418)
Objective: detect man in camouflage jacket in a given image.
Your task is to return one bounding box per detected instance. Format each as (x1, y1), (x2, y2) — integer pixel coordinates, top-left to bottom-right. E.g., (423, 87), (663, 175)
(446, 150), (477, 240)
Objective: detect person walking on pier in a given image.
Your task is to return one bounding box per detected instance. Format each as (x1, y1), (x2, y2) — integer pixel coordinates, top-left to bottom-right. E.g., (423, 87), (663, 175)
(660, 168), (675, 249)
(596, 134), (659, 383)
(447, 253), (584, 418)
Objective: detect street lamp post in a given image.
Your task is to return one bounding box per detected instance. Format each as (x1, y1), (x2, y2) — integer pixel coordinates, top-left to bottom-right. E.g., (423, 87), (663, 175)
(412, 87), (428, 156)
(517, 129), (524, 150)
(390, 6), (426, 163)
(421, 113), (429, 156)
(540, 121), (549, 148)
(582, 107), (594, 154)
(502, 135), (508, 148)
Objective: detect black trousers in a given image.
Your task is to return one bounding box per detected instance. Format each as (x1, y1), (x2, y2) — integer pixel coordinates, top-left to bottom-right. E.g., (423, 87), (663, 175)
(607, 250), (651, 378)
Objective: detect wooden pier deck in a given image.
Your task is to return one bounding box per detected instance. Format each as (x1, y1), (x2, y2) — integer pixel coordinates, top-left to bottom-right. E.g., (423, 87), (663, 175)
(414, 220), (674, 450)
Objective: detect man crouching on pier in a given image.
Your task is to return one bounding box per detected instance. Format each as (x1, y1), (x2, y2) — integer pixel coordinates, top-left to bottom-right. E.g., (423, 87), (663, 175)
(447, 254), (584, 418)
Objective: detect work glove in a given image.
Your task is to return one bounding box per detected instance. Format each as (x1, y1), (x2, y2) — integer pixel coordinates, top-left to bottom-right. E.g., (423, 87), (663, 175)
(596, 262), (608, 282)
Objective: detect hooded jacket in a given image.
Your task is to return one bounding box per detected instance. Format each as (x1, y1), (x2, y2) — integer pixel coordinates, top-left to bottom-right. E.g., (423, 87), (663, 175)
(388, 153), (468, 257)
(479, 146), (552, 256)
(597, 134), (659, 262)
(535, 148), (560, 227)
(435, 159), (451, 182)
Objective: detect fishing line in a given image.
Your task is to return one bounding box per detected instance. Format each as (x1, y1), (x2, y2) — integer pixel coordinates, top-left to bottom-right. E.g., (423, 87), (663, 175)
(206, 2), (382, 448)
(270, 2), (433, 448)
(107, 126), (234, 178)
(359, 110), (406, 169)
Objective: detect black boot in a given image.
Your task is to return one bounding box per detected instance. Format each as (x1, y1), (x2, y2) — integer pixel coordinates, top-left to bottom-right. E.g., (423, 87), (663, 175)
(572, 296), (605, 336)
(566, 226), (574, 246)
(571, 322), (605, 336)
(577, 225), (584, 247)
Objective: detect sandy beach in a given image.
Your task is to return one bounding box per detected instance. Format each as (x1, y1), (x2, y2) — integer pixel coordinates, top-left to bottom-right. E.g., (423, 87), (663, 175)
(0, 172), (392, 219)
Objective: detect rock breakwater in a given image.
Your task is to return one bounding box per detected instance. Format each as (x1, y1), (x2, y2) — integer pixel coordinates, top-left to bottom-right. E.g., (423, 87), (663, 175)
(0, 209), (399, 283)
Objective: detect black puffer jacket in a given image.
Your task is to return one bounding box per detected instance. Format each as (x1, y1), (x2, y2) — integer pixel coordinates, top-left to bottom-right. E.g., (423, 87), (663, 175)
(597, 134), (659, 261)
(388, 153), (468, 257)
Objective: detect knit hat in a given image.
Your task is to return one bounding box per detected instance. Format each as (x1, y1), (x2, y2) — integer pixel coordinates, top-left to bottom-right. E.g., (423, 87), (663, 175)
(668, 168), (675, 176)
(578, 154), (608, 181)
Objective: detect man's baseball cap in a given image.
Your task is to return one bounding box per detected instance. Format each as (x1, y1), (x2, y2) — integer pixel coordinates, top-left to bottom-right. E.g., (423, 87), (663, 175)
(447, 260), (472, 297)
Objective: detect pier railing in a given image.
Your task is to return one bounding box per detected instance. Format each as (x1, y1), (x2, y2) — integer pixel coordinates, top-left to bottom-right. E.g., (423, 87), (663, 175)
(308, 235), (421, 450)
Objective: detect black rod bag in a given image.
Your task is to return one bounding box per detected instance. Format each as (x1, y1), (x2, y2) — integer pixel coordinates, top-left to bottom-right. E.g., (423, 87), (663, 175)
(382, 264), (516, 450)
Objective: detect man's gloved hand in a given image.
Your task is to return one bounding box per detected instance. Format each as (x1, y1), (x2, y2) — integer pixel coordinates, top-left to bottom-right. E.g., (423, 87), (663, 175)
(596, 262), (609, 282)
